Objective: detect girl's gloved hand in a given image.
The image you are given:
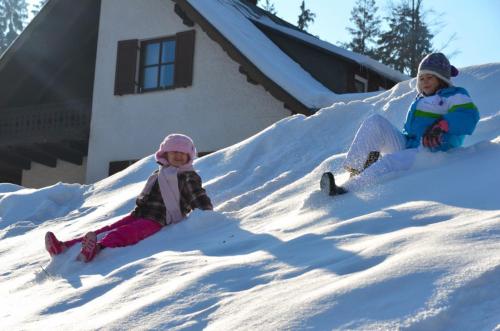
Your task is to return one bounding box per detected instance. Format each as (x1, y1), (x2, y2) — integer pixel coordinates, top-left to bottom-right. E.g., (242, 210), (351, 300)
(423, 119), (449, 148)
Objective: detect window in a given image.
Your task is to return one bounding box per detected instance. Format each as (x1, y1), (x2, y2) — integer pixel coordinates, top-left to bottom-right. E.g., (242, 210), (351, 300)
(140, 38), (177, 91)
(108, 160), (138, 176)
(114, 30), (195, 95)
(354, 74), (368, 93)
(197, 151), (214, 157)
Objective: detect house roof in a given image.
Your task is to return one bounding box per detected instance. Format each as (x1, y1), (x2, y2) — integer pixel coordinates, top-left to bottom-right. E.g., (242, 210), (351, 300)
(176, 0), (409, 113)
(234, 0), (409, 83)
(2, 0), (409, 114)
(0, 0), (99, 182)
(253, 15), (410, 83)
(0, 0), (99, 108)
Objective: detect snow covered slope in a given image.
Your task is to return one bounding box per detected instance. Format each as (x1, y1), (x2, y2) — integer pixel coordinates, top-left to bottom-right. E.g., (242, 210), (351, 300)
(1, 64), (499, 330)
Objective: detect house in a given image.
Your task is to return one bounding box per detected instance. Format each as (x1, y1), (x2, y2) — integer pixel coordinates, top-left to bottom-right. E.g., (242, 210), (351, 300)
(0, 0), (408, 188)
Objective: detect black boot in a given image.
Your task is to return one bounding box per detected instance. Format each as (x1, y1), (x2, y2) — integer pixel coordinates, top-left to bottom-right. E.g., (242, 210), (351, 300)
(364, 151), (380, 169)
(345, 151), (380, 178)
(320, 172), (348, 196)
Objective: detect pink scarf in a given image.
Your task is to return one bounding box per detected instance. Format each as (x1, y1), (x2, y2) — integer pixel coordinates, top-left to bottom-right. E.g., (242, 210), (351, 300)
(140, 164), (194, 225)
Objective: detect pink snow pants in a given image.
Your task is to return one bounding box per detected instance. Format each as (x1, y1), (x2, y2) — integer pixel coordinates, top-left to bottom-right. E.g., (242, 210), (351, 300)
(63, 214), (162, 248)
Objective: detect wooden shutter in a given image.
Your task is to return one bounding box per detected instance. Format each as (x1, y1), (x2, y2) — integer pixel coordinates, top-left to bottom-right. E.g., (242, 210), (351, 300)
(174, 30), (196, 88)
(114, 39), (139, 95)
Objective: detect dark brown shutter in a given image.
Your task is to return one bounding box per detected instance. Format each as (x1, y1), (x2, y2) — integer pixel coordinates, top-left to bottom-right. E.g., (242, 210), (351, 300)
(174, 30), (195, 88)
(114, 39), (139, 95)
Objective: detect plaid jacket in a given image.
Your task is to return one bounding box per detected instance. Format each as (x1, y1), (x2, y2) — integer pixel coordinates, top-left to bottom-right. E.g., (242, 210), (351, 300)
(132, 170), (213, 226)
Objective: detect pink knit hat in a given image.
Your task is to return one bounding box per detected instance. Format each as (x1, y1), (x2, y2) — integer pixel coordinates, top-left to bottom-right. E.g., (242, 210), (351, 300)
(155, 134), (197, 166)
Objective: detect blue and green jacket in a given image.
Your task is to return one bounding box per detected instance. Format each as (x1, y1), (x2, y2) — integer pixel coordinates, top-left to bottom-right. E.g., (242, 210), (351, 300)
(403, 86), (479, 151)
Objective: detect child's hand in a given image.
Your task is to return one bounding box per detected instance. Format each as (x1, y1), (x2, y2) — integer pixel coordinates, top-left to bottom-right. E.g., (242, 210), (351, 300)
(423, 119), (449, 148)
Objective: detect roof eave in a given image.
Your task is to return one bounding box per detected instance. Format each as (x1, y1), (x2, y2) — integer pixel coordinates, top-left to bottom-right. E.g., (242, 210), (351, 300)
(0, 0), (57, 72)
(174, 0), (315, 116)
(252, 20), (409, 83)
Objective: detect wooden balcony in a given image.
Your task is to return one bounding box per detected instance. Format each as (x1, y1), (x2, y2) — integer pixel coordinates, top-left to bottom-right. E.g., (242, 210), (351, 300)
(0, 99), (91, 184)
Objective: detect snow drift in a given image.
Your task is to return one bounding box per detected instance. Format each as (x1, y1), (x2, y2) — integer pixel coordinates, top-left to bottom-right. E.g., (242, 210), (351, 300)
(1, 63), (499, 330)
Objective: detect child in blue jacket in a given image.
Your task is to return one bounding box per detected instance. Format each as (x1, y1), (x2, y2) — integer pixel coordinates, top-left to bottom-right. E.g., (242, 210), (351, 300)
(321, 52), (480, 195)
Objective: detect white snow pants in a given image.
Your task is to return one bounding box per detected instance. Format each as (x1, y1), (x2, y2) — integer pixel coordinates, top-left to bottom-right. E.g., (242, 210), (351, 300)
(343, 114), (418, 190)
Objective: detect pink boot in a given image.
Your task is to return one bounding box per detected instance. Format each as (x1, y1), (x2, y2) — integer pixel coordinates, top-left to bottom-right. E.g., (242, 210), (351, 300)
(77, 232), (101, 262)
(45, 232), (66, 256)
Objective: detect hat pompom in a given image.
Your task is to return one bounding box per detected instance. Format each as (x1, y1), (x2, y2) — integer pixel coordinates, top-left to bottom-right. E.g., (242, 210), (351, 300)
(451, 65), (459, 77)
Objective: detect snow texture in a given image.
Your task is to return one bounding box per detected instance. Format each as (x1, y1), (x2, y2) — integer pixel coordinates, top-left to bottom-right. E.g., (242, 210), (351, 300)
(1, 63), (499, 330)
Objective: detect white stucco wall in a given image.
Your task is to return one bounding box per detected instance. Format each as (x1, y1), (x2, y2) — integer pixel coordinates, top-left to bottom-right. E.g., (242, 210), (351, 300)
(86, 0), (290, 183)
(22, 158), (86, 188)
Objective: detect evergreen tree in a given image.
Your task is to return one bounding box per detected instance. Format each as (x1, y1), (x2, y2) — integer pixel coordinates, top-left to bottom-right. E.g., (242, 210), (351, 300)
(297, 0), (316, 31)
(0, 9), (5, 52)
(31, 0), (48, 17)
(375, 4), (410, 73)
(407, 0), (434, 76)
(376, 0), (433, 76)
(344, 0), (381, 57)
(258, 0), (277, 15)
(0, 0), (28, 55)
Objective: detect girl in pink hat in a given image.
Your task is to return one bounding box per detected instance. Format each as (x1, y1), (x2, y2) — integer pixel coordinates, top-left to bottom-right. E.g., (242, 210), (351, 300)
(44, 134), (213, 262)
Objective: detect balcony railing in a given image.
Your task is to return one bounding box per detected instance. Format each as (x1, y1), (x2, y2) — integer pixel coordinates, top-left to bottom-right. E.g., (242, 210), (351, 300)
(0, 99), (91, 146)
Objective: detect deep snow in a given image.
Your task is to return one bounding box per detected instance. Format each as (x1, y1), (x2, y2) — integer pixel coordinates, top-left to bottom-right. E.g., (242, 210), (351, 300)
(1, 63), (499, 330)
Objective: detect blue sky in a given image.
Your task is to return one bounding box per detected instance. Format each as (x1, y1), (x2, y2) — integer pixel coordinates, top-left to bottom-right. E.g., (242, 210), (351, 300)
(268, 0), (500, 69)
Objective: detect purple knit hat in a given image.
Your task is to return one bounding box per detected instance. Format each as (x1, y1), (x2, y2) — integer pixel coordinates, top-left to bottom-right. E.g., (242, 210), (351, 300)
(155, 134), (197, 166)
(418, 52), (459, 86)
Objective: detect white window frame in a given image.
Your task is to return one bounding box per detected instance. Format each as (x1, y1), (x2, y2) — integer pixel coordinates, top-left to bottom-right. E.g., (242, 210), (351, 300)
(354, 74), (368, 93)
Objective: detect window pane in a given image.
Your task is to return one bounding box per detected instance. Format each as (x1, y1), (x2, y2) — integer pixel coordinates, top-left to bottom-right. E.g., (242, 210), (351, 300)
(161, 41), (176, 63)
(144, 43), (160, 65)
(160, 64), (174, 87)
(143, 67), (159, 89)
(354, 80), (366, 93)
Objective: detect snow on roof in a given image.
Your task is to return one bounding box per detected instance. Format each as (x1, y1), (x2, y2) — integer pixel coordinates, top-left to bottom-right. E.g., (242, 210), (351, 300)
(187, 0), (340, 109)
(253, 15), (410, 83)
(186, 0), (409, 110)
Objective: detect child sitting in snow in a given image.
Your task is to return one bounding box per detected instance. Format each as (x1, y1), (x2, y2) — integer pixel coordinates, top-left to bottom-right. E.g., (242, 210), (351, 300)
(45, 134), (213, 262)
(321, 52), (480, 195)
